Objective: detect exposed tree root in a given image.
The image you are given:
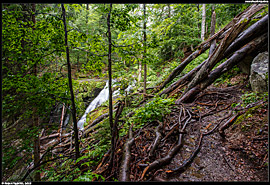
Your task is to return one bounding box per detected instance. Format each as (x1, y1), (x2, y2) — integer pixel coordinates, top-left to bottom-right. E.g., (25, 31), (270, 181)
(218, 113), (242, 138)
(119, 124), (134, 181)
(166, 133), (203, 175)
(149, 121), (163, 158)
(139, 107), (192, 180)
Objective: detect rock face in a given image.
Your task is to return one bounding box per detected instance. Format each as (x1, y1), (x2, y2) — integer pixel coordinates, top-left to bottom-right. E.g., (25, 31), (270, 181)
(249, 52), (268, 93)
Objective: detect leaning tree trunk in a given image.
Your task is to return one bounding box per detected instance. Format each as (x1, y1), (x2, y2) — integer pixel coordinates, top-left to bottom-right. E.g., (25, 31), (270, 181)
(177, 32), (267, 103)
(158, 4), (267, 98)
(61, 4), (80, 159)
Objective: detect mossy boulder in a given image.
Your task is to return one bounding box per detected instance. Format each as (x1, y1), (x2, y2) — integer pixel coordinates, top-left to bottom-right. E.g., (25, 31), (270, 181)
(249, 52), (268, 93)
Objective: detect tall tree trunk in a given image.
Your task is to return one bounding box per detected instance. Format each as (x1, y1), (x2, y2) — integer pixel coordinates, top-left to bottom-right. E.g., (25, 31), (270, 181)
(201, 4), (206, 41)
(31, 4), (41, 181)
(107, 3), (116, 170)
(143, 4), (147, 99)
(61, 4), (80, 159)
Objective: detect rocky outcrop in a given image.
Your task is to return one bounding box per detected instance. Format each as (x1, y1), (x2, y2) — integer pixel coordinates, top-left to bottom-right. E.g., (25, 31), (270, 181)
(249, 52), (268, 93)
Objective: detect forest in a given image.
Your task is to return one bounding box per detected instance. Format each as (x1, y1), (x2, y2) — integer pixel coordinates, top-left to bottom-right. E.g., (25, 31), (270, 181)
(1, 3), (269, 182)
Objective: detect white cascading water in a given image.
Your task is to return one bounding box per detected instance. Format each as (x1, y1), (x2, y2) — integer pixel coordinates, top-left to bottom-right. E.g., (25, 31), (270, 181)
(77, 79), (135, 131)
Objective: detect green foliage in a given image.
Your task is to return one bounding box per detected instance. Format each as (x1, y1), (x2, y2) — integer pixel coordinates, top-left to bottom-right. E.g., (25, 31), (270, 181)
(240, 92), (268, 107)
(2, 3), (254, 181)
(129, 97), (175, 129)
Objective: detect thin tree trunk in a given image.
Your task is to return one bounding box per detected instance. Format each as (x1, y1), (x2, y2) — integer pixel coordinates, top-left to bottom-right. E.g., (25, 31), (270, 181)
(31, 3), (41, 181)
(143, 4), (147, 100)
(201, 4), (206, 41)
(107, 3), (115, 170)
(61, 4), (80, 159)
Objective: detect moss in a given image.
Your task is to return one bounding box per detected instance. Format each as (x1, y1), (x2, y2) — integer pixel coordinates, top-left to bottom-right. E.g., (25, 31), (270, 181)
(84, 106), (108, 127)
(233, 104), (263, 127)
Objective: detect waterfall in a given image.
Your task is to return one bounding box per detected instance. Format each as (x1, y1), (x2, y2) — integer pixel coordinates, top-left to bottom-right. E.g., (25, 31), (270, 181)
(76, 79), (136, 131)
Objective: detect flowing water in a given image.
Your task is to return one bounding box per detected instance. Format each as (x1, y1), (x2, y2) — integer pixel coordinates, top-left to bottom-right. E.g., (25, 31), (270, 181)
(76, 79), (136, 131)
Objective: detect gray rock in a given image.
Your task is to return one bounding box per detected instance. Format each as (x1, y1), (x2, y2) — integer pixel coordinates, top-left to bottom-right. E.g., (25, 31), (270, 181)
(249, 52), (268, 93)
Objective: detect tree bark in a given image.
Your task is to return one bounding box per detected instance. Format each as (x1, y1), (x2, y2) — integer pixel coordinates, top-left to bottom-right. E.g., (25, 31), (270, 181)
(157, 42), (210, 92)
(61, 4), (80, 159)
(224, 14), (268, 57)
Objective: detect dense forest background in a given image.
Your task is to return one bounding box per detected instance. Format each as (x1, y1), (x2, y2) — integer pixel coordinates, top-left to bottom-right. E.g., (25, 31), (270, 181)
(1, 3), (268, 182)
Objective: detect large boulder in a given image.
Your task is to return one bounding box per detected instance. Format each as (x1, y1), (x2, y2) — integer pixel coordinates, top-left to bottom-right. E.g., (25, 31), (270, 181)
(249, 52), (268, 93)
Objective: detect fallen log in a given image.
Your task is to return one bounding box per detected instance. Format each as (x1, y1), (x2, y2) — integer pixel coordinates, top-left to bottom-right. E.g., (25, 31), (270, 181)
(83, 113), (109, 137)
(224, 14), (268, 57)
(159, 60), (206, 96)
(185, 18), (250, 94)
(157, 44), (210, 92)
(185, 5), (266, 94)
(160, 14), (267, 98)
(157, 4), (265, 93)
(40, 133), (60, 141)
(177, 32), (267, 103)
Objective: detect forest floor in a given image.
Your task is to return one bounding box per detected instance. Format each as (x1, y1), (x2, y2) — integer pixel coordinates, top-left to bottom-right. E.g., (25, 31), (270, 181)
(110, 73), (268, 182)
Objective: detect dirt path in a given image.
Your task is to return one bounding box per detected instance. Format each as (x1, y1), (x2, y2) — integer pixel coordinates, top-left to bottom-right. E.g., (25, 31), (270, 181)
(122, 84), (268, 182)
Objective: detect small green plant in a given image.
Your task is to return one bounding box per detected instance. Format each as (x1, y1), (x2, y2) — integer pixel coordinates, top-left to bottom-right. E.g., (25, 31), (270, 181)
(240, 91), (268, 107)
(129, 97), (175, 130)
